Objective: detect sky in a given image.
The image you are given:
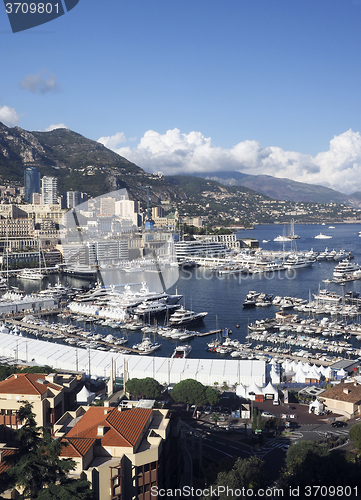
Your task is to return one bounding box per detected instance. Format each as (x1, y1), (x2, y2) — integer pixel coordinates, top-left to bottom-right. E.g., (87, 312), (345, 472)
(1, 0), (361, 194)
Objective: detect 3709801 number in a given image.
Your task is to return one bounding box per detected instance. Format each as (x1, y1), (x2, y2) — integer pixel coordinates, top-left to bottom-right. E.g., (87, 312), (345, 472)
(304, 485), (358, 497)
(5, 3), (59, 14)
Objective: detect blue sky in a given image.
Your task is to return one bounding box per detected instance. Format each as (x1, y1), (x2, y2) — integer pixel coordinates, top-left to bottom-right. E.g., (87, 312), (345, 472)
(2, 0), (361, 193)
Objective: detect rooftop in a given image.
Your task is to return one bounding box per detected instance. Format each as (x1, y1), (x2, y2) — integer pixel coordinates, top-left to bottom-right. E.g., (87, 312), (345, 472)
(65, 407), (153, 448)
(320, 382), (361, 404)
(0, 373), (63, 396)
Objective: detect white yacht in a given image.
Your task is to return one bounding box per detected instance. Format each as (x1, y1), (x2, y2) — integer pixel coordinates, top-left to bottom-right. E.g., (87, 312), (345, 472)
(314, 233), (332, 239)
(132, 337), (161, 354)
(313, 289), (342, 304)
(333, 260), (361, 277)
(284, 256), (314, 269)
(273, 235), (289, 242)
(171, 345), (192, 358)
(168, 306), (208, 326)
(17, 268), (45, 281)
(133, 300), (168, 316)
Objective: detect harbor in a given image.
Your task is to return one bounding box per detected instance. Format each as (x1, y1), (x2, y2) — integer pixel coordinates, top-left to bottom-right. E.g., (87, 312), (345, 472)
(0, 222), (361, 368)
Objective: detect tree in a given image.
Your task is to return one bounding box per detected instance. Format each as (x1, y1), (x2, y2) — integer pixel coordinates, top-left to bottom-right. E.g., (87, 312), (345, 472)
(349, 422), (361, 453)
(279, 440), (361, 491)
(211, 413), (220, 426)
(171, 379), (219, 410)
(252, 409), (257, 432)
(0, 402), (93, 500)
(125, 377), (162, 399)
(203, 456), (267, 500)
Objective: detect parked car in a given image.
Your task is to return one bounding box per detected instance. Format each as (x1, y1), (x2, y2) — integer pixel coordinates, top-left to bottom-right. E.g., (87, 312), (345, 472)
(261, 411), (276, 418)
(331, 421), (347, 428)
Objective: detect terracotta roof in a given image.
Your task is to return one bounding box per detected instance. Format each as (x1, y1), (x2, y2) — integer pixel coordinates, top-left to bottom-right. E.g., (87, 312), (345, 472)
(66, 407), (152, 448)
(0, 373), (62, 396)
(321, 382), (361, 404)
(0, 448), (16, 475)
(60, 438), (96, 458)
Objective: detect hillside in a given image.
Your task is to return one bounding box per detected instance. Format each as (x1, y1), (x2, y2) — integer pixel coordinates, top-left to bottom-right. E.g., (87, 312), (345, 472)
(190, 171), (359, 207)
(0, 123), (184, 206)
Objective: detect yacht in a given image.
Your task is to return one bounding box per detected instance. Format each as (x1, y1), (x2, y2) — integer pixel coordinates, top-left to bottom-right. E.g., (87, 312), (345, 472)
(132, 337), (161, 354)
(168, 306), (208, 326)
(171, 345), (192, 358)
(333, 260), (361, 278)
(17, 268), (45, 281)
(313, 290), (342, 304)
(316, 248), (329, 261)
(284, 256), (314, 269)
(133, 300), (168, 316)
(314, 233), (332, 239)
(63, 265), (98, 279)
(274, 235), (289, 242)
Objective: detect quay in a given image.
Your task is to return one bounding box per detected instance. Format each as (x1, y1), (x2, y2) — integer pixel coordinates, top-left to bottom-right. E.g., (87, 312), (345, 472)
(195, 329), (222, 337)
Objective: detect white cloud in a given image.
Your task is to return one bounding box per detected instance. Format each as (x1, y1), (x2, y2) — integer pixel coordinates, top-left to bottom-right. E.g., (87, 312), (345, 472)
(101, 127), (361, 194)
(20, 69), (59, 94)
(45, 123), (68, 132)
(0, 105), (20, 127)
(98, 132), (127, 150)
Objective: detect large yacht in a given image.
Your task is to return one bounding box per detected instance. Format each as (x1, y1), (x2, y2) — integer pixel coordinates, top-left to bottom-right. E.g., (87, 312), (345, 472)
(333, 260), (361, 278)
(63, 265), (98, 279)
(17, 268), (45, 281)
(168, 306), (208, 326)
(284, 256), (314, 269)
(133, 300), (168, 316)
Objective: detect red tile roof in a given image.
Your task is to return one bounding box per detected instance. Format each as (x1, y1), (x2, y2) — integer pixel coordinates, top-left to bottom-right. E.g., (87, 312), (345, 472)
(0, 373), (62, 396)
(0, 448), (16, 475)
(321, 382), (361, 404)
(60, 438), (96, 458)
(66, 407), (152, 448)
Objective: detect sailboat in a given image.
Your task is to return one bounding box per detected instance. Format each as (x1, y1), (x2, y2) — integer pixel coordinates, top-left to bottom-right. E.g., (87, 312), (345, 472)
(274, 220), (300, 241)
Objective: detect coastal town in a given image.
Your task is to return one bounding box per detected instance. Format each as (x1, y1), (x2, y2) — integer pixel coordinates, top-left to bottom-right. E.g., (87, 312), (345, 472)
(0, 167), (360, 498)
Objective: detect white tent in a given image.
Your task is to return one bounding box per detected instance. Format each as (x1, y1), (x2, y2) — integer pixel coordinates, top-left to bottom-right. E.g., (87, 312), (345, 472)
(76, 385), (96, 404)
(0, 332), (266, 388)
(263, 381), (279, 399)
(309, 398), (324, 414)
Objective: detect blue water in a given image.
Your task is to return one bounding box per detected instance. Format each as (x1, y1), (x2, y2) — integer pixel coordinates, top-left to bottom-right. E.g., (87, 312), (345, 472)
(11, 222), (361, 359)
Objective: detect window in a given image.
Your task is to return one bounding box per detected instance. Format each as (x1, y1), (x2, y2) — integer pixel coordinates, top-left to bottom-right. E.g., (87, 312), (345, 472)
(151, 461), (157, 470)
(144, 464), (149, 473)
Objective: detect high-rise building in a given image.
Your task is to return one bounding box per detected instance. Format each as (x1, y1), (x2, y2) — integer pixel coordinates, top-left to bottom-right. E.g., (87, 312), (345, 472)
(41, 176), (58, 204)
(100, 196), (115, 215)
(24, 167), (40, 203)
(66, 191), (81, 209)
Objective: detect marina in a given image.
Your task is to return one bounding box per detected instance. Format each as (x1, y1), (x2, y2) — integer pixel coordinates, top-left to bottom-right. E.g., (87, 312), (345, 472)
(0, 222), (361, 366)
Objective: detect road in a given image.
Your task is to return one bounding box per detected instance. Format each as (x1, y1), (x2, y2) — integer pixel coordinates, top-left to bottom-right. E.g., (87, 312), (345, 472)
(188, 419), (350, 479)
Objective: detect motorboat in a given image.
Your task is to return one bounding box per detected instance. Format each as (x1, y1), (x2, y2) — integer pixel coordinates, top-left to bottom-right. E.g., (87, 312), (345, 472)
(132, 337), (161, 354)
(171, 345), (192, 358)
(314, 233), (332, 239)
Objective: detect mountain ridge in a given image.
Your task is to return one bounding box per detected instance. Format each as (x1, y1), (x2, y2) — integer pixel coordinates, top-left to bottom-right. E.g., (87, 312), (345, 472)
(188, 170), (360, 207)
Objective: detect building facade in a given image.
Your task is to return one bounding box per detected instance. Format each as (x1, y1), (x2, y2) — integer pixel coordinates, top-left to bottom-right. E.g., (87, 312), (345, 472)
(24, 167), (40, 204)
(41, 176), (58, 205)
(55, 404), (175, 500)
